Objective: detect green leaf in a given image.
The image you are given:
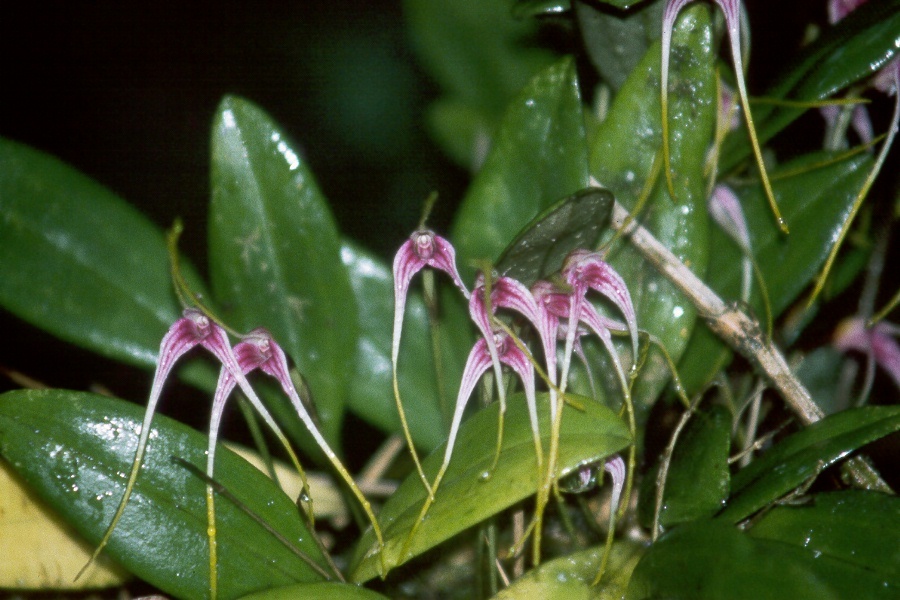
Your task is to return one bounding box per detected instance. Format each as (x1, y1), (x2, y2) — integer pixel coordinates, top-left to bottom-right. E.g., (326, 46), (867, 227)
(655, 405), (731, 527)
(749, 490), (900, 578)
(452, 56), (590, 281)
(495, 188), (614, 287)
(491, 540), (645, 600)
(718, 405), (900, 523)
(341, 241), (471, 451)
(350, 394), (631, 581)
(0, 137), (207, 370)
(722, 0), (900, 170)
(587, 5), (714, 416)
(678, 150), (873, 393)
(240, 582), (391, 600)
(0, 390), (329, 600)
(574, 0), (664, 92)
(511, 0), (569, 19)
(209, 96), (358, 446)
(406, 0), (558, 167)
(628, 518), (899, 599)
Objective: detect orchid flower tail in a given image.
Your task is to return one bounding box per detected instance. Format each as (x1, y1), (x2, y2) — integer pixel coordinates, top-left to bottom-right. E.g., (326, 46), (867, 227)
(470, 281), (508, 475)
(249, 333), (384, 553)
(720, 0), (788, 233)
(77, 310), (220, 582)
(391, 239), (433, 496)
(592, 455), (627, 586)
(402, 338), (494, 558)
(661, 0), (692, 201)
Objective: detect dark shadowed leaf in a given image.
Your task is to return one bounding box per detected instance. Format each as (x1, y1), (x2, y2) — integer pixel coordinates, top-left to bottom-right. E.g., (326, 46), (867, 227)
(495, 188), (614, 287)
(574, 0), (664, 92)
(718, 405), (900, 523)
(655, 405), (731, 527)
(406, 0), (558, 168)
(629, 518), (898, 599)
(749, 490), (900, 577)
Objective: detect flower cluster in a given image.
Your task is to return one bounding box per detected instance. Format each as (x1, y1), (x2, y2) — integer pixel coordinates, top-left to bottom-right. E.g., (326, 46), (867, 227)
(391, 229), (637, 503)
(89, 308), (383, 595)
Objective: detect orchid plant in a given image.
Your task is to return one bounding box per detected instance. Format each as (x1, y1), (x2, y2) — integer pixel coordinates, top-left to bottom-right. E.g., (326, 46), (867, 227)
(1, 0), (900, 599)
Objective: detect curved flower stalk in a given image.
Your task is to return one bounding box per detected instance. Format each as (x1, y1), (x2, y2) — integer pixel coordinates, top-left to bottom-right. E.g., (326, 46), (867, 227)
(392, 229), (469, 497)
(661, 0), (789, 233)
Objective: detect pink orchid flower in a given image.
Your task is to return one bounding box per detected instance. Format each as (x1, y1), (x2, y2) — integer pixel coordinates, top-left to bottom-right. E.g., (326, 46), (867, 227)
(834, 317), (900, 392)
(391, 229), (470, 494)
(708, 184), (753, 302)
(559, 250), (638, 393)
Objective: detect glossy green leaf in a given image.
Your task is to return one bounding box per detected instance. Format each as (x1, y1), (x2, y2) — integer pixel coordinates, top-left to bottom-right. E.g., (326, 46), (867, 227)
(491, 540), (645, 600)
(574, 0), (664, 91)
(587, 5), (714, 416)
(495, 188), (614, 287)
(718, 405), (900, 523)
(629, 518), (899, 599)
(350, 394), (631, 581)
(678, 150), (873, 394)
(209, 96), (357, 445)
(341, 241), (471, 451)
(0, 136), (208, 370)
(452, 56), (590, 281)
(240, 582), (390, 600)
(722, 0), (900, 170)
(0, 390), (329, 600)
(511, 0), (569, 18)
(656, 405), (731, 527)
(406, 0), (558, 167)
(750, 490), (900, 577)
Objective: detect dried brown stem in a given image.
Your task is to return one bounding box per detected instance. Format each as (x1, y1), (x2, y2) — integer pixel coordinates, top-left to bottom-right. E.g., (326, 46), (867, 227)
(611, 201), (892, 493)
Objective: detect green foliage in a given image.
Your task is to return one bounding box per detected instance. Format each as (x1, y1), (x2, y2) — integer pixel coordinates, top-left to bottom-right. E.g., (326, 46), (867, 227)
(0, 390), (328, 599)
(0, 0), (898, 598)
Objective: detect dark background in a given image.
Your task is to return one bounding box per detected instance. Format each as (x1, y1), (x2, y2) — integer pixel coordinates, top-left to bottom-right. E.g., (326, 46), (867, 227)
(0, 0), (853, 418)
